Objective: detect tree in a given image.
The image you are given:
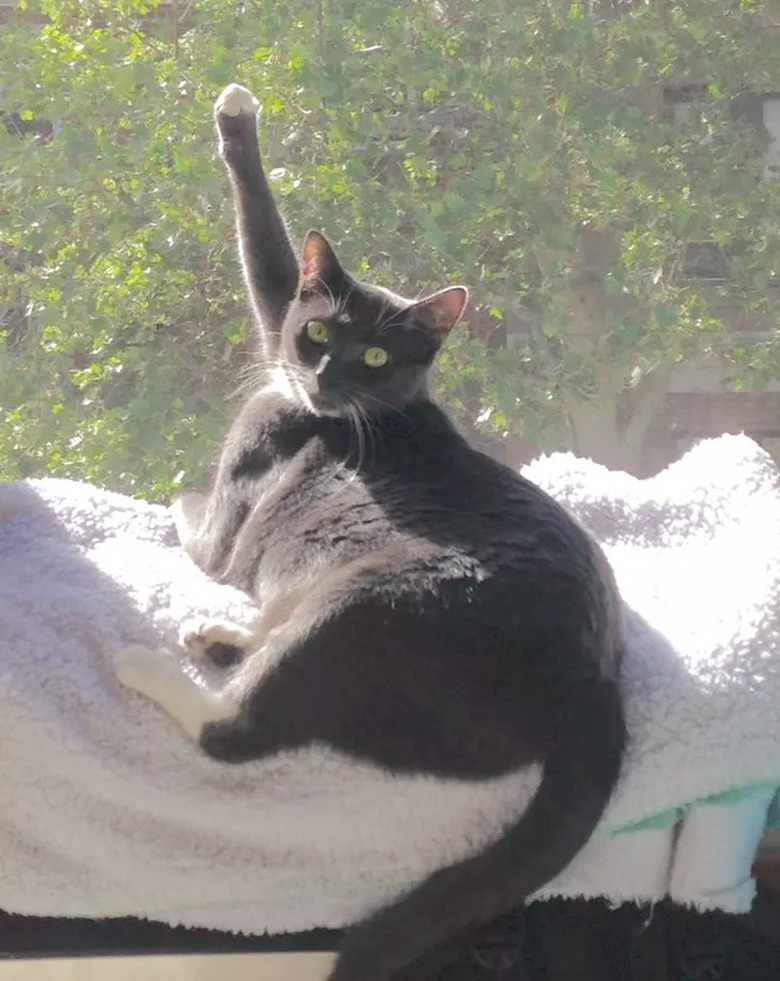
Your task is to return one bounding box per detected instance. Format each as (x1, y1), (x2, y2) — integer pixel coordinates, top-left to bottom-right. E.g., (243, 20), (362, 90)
(2, 0), (780, 499)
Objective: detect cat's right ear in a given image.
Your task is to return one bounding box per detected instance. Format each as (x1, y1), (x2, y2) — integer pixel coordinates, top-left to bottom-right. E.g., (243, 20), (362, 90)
(299, 230), (343, 295)
(408, 286), (469, 340)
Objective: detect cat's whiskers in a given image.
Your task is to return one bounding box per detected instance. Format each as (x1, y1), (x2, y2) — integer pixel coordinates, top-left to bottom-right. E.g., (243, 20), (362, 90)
(345, 402), (365, 476)
(349, 398), (379, 473)
(375, 310), (404, 336)
(233, 358), (314, 410)
(336, 280), (356, 317)
(353, 396), (393, 464)
(232, 357), (296, 397)
(231, 362), (271, 400)
(355, 392), (412, 428)
(308, 275), (338, 313)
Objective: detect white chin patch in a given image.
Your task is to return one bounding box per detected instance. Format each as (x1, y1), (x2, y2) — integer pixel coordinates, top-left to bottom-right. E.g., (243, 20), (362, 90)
(215, 83), (259, 118)
(263, 365), (346, 417)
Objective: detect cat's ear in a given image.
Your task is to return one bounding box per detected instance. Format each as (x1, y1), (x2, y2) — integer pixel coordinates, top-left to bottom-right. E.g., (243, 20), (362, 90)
(408, 286), (469, 340)
(299, 230), (343, 293)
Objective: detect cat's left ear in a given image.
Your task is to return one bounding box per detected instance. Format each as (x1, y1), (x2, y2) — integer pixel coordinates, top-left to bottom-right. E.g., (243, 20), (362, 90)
(299, 230), (343, 293)
(408, 286), (469, 340)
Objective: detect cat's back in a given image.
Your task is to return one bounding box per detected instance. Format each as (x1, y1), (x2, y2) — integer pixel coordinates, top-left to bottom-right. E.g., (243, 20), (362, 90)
(247, 399), (599, 588)
(362, 405), (591, 563)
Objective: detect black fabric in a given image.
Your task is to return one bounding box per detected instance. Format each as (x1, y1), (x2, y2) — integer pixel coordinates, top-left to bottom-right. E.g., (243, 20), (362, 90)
(1, 894), (778, 979)
(413, 893), (780, 980)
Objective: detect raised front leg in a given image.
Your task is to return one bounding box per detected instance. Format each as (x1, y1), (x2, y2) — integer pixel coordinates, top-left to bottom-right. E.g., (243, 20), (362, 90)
(215, 83), (300, 353)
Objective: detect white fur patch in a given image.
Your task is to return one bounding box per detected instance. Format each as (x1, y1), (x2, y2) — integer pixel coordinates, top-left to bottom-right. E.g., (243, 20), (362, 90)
(215, 83), (258, 118)
(113, 645), (235, 740)
(263, 364), (300, 404)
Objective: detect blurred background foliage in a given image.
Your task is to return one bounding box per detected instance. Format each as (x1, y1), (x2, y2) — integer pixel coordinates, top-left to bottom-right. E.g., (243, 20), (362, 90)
(2, 0), (780, 499)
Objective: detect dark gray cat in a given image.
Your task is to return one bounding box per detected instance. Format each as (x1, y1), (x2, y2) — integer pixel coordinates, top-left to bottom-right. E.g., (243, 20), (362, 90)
(117, 83), (626, 981)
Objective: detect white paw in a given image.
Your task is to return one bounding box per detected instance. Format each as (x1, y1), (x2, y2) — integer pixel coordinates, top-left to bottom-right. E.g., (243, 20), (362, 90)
(215, 83), (258, 118)
(113, 644), (227, 741)
(113, 644), (182, 698)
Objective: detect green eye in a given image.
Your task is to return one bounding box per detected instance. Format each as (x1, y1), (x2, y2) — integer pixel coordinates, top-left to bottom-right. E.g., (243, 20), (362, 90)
(306, 321), (328, 344)
(363, 346), (389, 368)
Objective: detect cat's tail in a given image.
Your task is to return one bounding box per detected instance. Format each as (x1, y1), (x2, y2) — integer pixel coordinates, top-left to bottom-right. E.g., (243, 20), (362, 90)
(328, 676), (626, 981)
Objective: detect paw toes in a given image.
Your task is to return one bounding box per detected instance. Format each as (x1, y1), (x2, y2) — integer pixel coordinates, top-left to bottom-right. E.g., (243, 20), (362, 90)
(180, 626), (206, 651)
(180, 623), (245, 668)
(181, 622), (220, 650)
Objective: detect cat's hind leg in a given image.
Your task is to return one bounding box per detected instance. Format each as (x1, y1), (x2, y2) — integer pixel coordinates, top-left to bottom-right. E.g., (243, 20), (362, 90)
(113, 644), (237, 741)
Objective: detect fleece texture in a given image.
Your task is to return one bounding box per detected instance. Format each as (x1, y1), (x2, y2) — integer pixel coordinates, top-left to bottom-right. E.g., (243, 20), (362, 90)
(0, 434), (777, 933)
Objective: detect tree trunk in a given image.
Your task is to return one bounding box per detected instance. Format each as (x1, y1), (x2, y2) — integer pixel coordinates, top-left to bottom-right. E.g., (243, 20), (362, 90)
(567, 366), (672, 475)
(558, 234), (672, 475)
(568, 400), (634, 472)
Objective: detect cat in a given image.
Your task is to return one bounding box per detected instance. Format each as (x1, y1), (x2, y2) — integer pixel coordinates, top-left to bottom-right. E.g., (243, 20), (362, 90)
(115, 83), (627, 981)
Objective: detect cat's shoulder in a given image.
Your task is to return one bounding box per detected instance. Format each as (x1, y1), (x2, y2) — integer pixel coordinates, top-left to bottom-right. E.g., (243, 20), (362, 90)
(218, 382), (317, 473)
(228, 381), (308, 436)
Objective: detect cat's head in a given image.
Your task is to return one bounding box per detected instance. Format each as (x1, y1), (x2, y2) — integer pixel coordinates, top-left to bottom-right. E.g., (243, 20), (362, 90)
(276, 231), (468, 418)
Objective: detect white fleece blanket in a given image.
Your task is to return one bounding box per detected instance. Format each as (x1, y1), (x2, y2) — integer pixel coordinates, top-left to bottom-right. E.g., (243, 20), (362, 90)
(0, 434), (778, 935)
